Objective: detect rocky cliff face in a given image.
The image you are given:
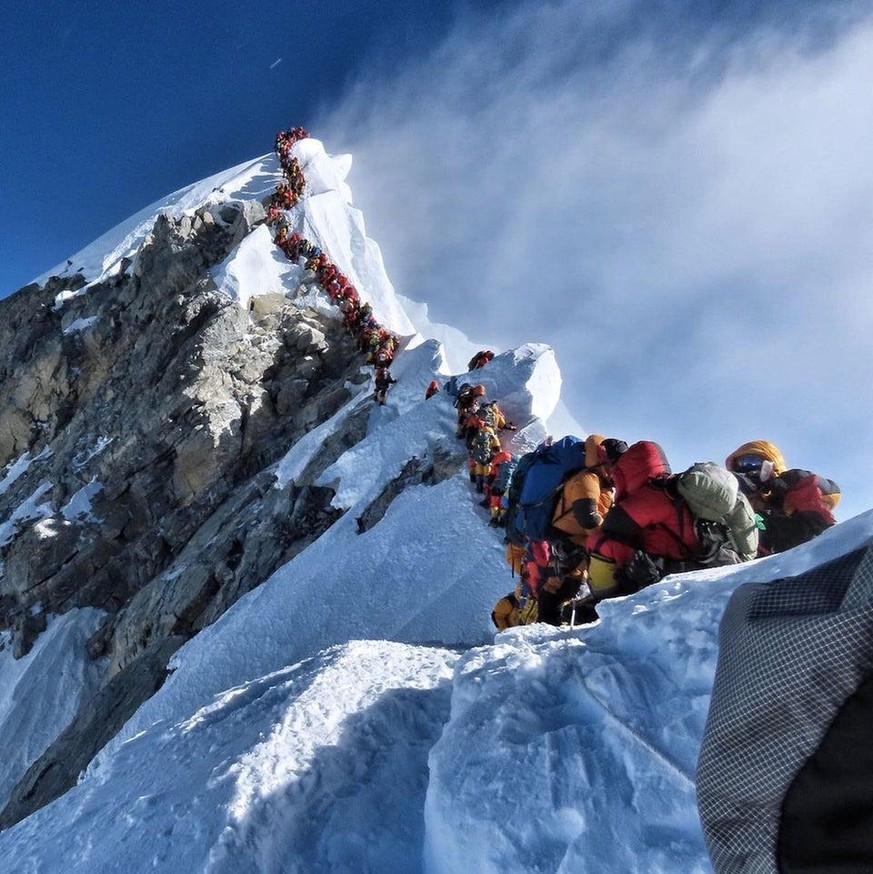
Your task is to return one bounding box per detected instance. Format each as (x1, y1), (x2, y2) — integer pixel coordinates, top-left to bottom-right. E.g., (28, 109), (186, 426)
(0, 200), (374, 824)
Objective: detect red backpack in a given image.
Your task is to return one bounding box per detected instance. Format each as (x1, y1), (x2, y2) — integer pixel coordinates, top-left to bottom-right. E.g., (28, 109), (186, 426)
(611, 441), (671, 501)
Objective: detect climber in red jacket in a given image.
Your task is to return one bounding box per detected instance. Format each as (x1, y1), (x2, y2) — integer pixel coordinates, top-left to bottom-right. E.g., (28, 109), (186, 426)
(587, 441), (698, 600)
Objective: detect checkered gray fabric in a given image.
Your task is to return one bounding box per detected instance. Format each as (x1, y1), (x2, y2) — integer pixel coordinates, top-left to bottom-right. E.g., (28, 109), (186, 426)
(696, 542), (873, 873)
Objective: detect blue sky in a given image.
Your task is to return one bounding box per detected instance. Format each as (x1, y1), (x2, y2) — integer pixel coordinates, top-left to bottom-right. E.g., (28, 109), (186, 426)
(3, 0), (872, 518)
(1, 0), (497, 294)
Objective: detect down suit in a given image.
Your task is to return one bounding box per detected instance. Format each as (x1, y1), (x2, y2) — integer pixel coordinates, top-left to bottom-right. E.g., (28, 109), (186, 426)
(587, 441), (698, 599)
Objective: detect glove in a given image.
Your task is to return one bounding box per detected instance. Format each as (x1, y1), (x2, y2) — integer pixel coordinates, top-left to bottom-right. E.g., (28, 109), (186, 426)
(619, 550), (663, 592)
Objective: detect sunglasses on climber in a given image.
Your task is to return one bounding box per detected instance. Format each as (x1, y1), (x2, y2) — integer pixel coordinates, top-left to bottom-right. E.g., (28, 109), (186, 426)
(731, 454), (767, 474)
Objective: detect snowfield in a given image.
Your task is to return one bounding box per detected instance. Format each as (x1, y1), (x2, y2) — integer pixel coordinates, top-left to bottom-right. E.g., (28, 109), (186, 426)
(2, 136), (871, 872)
(426, 515), (873, 873)
(3, 641), (457, 873)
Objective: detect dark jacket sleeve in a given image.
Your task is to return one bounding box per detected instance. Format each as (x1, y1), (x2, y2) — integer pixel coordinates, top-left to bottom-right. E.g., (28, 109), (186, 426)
(571, 497), (602, 531)
(600, 505), (642, 547)
(760, 510), (831, 554)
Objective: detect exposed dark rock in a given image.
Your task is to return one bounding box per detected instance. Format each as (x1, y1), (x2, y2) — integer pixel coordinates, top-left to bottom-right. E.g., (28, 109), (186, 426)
(356, 446), (465, 534)
(0, 636), (185, 829)
(0, 200), (375, 819)
(11, 610), (47, 660)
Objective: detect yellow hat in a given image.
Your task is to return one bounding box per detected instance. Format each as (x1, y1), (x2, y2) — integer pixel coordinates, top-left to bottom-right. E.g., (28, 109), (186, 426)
(725, 440), (788, 476)
(584, 434), (606, 468)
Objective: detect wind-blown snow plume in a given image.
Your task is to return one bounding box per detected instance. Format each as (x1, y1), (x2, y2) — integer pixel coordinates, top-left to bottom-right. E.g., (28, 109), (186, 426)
(321, 0), (873, 520)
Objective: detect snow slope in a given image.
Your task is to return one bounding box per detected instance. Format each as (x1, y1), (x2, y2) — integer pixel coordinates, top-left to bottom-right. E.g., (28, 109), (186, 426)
(3, 135), (872, 873)
(96, 340), (559, 759)
(1, 641), (457, 873)
(424, 515), (873, 873)
(3, 512), (871, 871)
(0, 609), (104, 807)
(35, 154), (279, 293)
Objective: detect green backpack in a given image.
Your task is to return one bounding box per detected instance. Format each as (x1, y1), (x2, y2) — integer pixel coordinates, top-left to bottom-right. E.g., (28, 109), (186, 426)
(676, 462), (759, 561)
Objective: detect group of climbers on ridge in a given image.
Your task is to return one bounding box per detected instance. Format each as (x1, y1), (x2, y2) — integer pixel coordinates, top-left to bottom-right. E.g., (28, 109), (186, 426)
(267, 126), (401, 405)
(275, 127), (310, 165)
(486, 429), (841, 629)
(265, 125), (842, 631)
(266, 127), (310, 223)
(454, 381), (518, 518)
(421, 347), (840, 631)
(488, 434), (623, 628)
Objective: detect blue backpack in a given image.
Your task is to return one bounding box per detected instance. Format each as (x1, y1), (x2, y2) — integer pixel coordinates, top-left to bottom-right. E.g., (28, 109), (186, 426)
(504, 436), (588, 545)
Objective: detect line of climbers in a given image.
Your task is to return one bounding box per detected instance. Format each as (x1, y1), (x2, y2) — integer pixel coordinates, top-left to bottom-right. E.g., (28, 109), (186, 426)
(427, 379), (843, 634)
(267, 126), (310, 221)
(453, 380), (518, 522)
(269, 126), (842, 628)
(266, 126), (401, 405)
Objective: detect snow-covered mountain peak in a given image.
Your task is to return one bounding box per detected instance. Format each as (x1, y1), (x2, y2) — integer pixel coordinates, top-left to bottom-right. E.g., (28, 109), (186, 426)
(0, 129), (569, 838)
(1, 130), (871, 872)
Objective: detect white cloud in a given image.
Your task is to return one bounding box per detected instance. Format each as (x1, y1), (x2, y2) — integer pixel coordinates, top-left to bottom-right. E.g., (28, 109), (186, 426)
(321, 0), (873, 519)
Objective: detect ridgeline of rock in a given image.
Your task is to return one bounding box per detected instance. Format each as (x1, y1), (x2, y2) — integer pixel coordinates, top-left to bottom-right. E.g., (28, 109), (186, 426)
(0, 200), (376, 825)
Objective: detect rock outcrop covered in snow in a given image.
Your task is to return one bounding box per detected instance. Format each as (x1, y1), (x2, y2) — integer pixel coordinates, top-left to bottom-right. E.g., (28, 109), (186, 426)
(0, 183), (381, 823)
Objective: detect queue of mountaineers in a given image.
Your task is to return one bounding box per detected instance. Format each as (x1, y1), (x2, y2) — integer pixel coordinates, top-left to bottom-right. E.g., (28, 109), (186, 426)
(440, 365), (840, 629)
(268, 127), (401, 405)
(494, 433), (839, 629)
(266, 125), (842, 632)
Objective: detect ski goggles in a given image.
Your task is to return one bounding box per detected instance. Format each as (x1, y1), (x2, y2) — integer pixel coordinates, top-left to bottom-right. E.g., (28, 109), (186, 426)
(731, 453), (766, 474)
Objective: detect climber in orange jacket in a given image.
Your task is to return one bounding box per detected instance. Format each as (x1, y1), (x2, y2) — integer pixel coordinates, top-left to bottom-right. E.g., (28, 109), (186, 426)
(549, 434), (619, 547)
(467, 350), (494, 371)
